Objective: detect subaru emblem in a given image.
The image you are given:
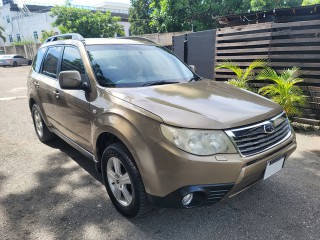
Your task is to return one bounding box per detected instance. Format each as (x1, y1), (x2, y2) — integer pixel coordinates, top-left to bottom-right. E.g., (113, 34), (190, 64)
(264, 122), (275, 134)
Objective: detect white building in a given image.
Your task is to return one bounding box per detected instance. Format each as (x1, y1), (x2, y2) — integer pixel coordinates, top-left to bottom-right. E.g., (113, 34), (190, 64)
(0, 1), (130, 47)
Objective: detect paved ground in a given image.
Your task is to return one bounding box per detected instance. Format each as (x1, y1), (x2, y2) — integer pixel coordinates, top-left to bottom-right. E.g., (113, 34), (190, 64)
(0, 66), (320, 240)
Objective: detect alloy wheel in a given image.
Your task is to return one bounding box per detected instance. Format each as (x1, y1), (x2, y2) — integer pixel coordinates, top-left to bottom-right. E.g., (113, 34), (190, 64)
(106, 157), (133, 206)
(33, 109), (43, 138)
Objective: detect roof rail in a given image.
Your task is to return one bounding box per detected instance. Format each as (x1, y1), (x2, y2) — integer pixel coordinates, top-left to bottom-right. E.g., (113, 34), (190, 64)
(44, 33), (85, 43)
(120, 36), (156, 44)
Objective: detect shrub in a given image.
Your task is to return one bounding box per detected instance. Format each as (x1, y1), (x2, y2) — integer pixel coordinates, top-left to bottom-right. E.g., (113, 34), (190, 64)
(215, 59), (267, 91)
(256, 67), (307, 117)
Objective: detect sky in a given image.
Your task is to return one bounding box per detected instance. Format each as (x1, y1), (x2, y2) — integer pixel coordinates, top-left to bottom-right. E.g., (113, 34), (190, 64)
(16, 0), (131, 6)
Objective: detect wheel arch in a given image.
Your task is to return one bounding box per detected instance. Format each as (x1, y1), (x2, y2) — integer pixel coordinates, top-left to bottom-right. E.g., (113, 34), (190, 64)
(92, 113), (154, 194)
(28, 97), (51, 127)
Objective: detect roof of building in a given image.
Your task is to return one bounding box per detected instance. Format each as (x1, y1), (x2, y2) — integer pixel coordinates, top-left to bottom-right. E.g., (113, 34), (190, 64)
(6, 2), (129, 20)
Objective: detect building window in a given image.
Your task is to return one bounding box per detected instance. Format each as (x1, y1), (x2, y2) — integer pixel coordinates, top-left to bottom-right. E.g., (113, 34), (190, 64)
(9, 35), (13, 43)
(6, 16), (10, 23)
(17, 34), (21, 42)
(33, 31), (38, 40)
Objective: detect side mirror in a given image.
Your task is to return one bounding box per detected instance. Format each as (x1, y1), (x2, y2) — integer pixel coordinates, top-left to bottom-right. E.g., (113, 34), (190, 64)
(189, 65), (196, 72)
(58, 71), (88, 90)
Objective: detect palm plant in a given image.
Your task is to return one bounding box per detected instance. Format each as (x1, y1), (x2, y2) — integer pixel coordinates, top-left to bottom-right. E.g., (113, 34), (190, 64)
(0, 25), (6, 42)
(256, 67), (306, 117)
(215, 59), (267, 91)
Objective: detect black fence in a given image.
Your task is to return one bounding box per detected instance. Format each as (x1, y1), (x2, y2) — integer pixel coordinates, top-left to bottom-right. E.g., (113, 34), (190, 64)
(172, 30), (216, 79)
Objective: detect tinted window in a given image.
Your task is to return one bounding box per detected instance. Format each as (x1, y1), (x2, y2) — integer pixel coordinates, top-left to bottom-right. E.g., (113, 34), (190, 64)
(61, 47), (85, 74)
(33, 48), (47, 73)
(42, 46), (62, 78)
(86, 45), (194, 88)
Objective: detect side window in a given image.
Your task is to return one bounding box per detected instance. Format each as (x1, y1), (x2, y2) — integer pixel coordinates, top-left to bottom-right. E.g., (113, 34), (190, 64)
(33, 47), (47, 73)
(42, 46), (62, 79)
(61, 47), (85, 74)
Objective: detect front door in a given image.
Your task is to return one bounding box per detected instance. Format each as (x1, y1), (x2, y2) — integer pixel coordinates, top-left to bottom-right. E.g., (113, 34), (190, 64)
(53, 46), (92, 151)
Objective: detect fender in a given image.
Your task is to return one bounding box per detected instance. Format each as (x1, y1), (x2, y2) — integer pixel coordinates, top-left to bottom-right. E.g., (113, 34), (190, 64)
(92, 112), (157, 194)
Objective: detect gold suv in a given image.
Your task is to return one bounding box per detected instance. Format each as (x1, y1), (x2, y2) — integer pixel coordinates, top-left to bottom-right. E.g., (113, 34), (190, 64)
(27, 33), (297, 217)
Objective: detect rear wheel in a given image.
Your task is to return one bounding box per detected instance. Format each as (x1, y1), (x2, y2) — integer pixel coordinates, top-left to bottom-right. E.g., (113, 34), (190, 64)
(28, 60), (32, 65)
(101, 143), (148, 217)
(13, 61), (17, 67)
(31, 104), (55, 142)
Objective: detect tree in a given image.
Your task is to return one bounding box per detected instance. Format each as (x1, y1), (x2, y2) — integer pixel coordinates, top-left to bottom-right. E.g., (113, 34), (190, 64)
(149, 0), (250, 33)
(127, 0), (252, 34)
(257, 67), (306, 117)
(301, 0), (320, 5)
(0, 25), (6, 43)
(40, 30), (56, 43)
(50, 6), (124, 38)
(250, 0), (302, 12)
(129, 0), (155, 35)
(215, 59), (267, 91)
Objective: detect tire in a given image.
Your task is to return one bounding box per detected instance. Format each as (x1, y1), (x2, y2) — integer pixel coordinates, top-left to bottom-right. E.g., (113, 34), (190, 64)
(31, 104), (55, 142)
(28, 60), (32, 65)
(101, 143), (148, 217)
(13, 61), (17, 67)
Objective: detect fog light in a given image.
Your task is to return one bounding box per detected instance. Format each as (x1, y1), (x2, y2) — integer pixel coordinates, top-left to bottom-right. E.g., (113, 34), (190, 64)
(182, 193), (193, 206)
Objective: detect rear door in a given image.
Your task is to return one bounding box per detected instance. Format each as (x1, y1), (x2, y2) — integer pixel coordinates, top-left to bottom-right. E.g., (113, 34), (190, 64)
(13, 55), (21, 65)
(53, 46), (92, 151)
(16, 55), (24, 65)
(37, 46), (63, 122)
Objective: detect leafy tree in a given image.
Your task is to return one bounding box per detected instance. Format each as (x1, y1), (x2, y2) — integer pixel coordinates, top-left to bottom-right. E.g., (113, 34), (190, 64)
(40, 30), (56, 43)
(215, 59), (267, 91)
(50, 6), (124, 38)
(0, 25), (6, 42)
(129, 0), (155, 35)
(250, 0), (302, 12)
(127, 0), (252, 34)
(149, 0), (252, 33)
(257, 67), (306, 117)
(301, 0), (320, 5)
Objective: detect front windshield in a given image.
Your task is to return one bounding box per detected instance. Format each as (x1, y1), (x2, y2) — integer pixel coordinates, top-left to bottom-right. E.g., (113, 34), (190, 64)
(86, 44), (194, 88)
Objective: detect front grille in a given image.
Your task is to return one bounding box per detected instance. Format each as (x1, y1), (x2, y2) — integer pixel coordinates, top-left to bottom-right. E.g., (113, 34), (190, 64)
(225, 112), (291, 157)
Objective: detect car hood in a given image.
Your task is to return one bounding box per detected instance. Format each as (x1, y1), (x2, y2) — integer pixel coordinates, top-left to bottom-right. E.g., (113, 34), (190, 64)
(108, 79), (283, 129)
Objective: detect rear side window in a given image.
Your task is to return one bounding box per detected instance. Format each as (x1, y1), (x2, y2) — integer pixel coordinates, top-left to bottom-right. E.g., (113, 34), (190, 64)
(33, 48), (47, 73)
(42, 46), (62, 79)
(61, 47), (85, 74)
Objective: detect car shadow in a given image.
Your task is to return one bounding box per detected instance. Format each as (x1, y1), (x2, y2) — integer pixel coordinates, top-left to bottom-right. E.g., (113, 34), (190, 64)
(44, 137), (103, 184)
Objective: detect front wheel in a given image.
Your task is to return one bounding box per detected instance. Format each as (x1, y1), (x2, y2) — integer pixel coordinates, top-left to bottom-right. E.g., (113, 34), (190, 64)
(101, 143), (148, 217)
(28, 60), (32, 65)
(13, 61), (17, 67)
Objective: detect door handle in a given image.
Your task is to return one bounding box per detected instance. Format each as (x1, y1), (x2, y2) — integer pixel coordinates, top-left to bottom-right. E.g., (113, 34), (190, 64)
(34, 82), (40, 88)
(53, 90), (60, 99)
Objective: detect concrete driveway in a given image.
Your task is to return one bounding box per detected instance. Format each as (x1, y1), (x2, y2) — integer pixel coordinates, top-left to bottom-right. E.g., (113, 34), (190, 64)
(0, 66), (319, 240)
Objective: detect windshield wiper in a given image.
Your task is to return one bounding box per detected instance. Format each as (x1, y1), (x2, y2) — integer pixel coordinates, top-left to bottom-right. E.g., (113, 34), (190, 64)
(189, 76), (204, 82)
(141, 81), (179, 87)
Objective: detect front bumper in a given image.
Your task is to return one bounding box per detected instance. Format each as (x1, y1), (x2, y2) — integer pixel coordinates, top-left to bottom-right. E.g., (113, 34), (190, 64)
(145, 132), (296, 208)
(148, 183), (234, 208)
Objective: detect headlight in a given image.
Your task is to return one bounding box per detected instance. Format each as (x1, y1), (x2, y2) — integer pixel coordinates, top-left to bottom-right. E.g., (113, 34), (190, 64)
(160, 124), (237, 155)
